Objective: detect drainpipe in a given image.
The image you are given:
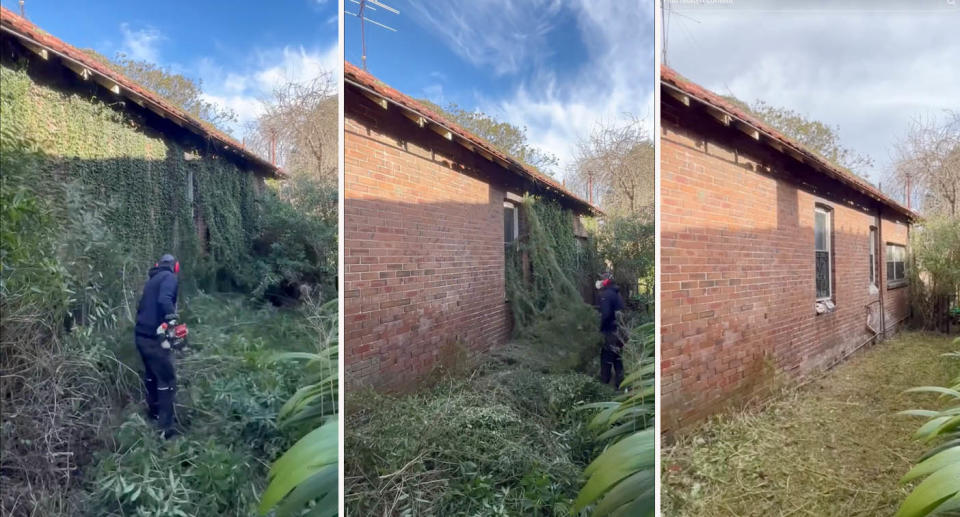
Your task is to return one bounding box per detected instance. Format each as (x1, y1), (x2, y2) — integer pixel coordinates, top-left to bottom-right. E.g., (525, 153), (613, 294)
(877, 205), (886, 340)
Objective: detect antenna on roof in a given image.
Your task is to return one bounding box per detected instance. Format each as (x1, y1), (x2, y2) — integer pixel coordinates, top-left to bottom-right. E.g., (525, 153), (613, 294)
(660, 0), (667, 65)
(345, 0), (398, 71)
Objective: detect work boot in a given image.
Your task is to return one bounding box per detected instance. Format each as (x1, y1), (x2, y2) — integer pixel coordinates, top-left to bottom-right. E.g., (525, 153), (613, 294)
(143, 374), (159, 420)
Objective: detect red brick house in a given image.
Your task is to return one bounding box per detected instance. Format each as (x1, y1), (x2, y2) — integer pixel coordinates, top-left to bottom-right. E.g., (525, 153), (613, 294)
(344, 63), (597, 390)
(660, 65), (917, 433)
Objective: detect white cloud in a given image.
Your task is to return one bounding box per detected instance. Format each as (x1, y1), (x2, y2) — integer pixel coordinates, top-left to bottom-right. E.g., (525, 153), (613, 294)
(195, 43), (340, 136)
(405, 0), (563, 76)
(119, 23), (164, 63)
(665, 8), (960, 182)
(477, 0), (656, 176)
(402, 0), (655, 176)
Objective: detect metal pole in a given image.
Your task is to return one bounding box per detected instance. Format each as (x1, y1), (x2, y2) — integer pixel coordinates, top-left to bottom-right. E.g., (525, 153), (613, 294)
(360, 0), (367, 70)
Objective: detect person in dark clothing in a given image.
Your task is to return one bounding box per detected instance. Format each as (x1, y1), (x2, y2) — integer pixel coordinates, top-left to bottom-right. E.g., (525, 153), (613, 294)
(597, 272), (626, 387)
(135, 254), (181, 438)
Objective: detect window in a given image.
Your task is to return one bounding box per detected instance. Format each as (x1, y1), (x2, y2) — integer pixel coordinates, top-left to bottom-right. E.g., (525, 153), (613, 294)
(503, 202), (518, 244)
(886, 243), (907, 286)
(869, 227), (877, 286)
(815, 207), (832, 299)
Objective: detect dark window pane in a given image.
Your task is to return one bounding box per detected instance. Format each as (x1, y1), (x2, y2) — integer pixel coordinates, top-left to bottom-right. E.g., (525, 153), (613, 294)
(887, 261), (895, 281)
(816, 251), (830, 298)
(503, 207), (515, 243)
(815, 212), (827, 250)
(896, 262), (905, 280)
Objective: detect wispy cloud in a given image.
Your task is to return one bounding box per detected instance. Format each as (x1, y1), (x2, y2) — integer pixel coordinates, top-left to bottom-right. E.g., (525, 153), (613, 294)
(478, 0), (656, 175)
(197, 43), (340, 136)
(119, 23), (164, 62)
(405, 0), (563, 76)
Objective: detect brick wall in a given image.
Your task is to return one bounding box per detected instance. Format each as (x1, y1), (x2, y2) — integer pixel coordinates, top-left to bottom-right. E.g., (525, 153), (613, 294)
(660, 100), (911, 433)
(343, 87), (514, 390)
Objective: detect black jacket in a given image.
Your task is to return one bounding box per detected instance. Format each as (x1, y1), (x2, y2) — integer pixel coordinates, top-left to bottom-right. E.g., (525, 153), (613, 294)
(135, 265), (178, 337)
(598, 284), (624, 334)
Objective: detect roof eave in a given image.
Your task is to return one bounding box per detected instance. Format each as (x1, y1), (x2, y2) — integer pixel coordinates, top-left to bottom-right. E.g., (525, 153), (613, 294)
(0, 11), (282, 179)
(661, 72), (917, 222)
(345, 66), (601, 217)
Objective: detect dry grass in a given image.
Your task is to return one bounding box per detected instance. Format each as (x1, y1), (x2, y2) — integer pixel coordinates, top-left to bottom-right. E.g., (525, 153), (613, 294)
(662, 331), (958, 517)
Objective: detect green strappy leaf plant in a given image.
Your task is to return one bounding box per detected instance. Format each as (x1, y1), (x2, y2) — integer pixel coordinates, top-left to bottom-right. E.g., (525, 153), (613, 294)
(895, 337), (960, 517)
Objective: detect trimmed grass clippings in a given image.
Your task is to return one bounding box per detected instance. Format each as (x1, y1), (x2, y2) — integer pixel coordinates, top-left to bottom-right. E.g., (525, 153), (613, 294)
(663, 332), (958, 517)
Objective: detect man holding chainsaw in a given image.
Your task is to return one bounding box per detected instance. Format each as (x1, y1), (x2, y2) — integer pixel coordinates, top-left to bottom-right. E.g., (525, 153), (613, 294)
(597, 272), (626, 388)
(135, 254), (188, 439)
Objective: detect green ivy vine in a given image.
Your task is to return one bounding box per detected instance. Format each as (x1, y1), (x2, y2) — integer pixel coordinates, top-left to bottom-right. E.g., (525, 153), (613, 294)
(1, 59), (260, 290)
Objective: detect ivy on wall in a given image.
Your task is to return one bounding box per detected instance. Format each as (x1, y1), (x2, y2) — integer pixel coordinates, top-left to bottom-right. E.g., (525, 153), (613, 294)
(505, 196), (600, 370)
(0, 59), (261, 290)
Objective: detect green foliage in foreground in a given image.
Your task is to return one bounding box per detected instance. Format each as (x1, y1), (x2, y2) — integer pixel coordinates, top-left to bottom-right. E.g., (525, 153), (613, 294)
(574, 318), (656, 517)
(259, 298), (339, 517)
(896, 337), (960, 517)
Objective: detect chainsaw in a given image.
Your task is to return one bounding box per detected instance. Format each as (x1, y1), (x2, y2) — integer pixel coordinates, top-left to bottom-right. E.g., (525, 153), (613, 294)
(156, 315), (189, 351)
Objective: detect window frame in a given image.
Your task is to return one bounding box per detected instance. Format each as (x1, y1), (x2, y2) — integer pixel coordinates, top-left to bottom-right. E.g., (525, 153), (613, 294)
(814, 206), (833, 301)
(503, 201), (519, 244)
(886, 242), (907, 288)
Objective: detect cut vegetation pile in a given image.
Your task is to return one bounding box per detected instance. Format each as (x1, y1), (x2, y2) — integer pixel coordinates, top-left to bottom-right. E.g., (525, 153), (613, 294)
(662, 332), (958, 517)
(344, 344), (615, 515)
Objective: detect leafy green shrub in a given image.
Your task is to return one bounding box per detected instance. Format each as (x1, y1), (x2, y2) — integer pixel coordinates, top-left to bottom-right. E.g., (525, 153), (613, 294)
(83, 293), (320, 517)
(596, 213), (655, 305)
(896, 338), (960, 517)
(909, 216), (960, 332)
(241, 176), (338, 303)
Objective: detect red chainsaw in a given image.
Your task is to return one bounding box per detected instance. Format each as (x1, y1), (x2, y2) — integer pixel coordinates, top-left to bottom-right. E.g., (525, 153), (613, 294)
(156, 318), (189, 351)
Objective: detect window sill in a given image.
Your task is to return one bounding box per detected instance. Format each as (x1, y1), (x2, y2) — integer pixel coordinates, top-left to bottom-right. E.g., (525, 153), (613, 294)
(887, 282), (908, 290)
(815, 299), (836, 314)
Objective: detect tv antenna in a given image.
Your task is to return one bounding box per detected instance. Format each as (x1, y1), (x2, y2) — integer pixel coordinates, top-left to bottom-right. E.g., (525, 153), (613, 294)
(345, 0), (398, 71)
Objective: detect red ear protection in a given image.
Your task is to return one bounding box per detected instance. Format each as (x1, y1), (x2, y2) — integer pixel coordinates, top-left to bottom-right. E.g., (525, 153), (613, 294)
(174, 261), (180, 274)
(602, 278), (612, 288)
(155, 262), (158, 267)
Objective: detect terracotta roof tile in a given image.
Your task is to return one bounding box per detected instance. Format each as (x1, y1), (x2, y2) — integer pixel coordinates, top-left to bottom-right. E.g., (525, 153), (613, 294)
(345, 62), (599, 215)
(661, 64), (916, 220)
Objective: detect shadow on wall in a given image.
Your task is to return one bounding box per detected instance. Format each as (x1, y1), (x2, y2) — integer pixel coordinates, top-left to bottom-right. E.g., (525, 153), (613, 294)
(343, 195), (515, 393)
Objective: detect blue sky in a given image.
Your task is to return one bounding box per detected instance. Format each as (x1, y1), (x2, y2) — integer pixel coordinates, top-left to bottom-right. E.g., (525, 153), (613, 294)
(345, 0), (656, 178)
(2, 0), (339, 137)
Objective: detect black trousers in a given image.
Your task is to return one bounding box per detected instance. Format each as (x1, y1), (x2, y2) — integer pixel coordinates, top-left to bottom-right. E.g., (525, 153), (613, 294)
(600, 333), (624, 387)
(135, 335), (176, 433)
